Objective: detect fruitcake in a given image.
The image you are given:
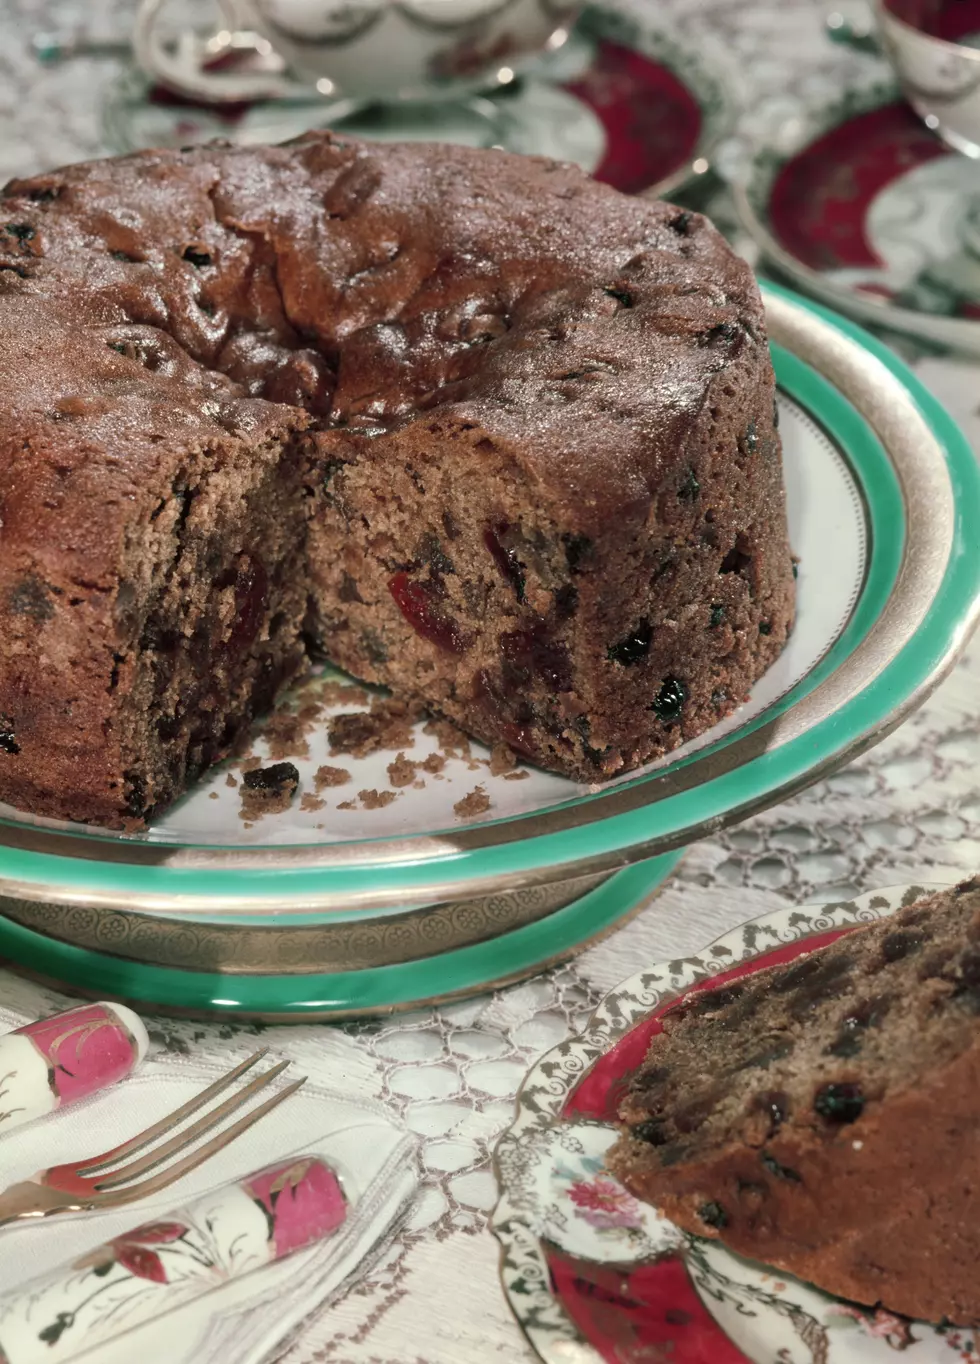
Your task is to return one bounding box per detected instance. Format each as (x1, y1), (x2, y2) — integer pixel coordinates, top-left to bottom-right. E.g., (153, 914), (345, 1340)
(609, 878), (980, 1325)
(0, 133), (794, 826)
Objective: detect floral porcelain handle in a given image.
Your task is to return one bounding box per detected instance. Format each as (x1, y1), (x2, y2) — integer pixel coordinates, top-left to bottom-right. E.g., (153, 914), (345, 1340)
(0, 1155), (347, 1364)
(0, 1003), (149, 1134)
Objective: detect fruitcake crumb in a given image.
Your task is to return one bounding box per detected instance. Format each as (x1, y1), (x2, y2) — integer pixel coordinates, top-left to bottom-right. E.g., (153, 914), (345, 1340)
(454, 785), (490, 818)
(337, 800), (356, 810)
(225, 773), (238, 788)
(300, 792), (326, 812)
(413, 779), (426, 789)
(239, 762), (299, 820)
(387, 752), (418, 787)
(240, 756), (262, 773)
(262, 711), (311, 761)
(315, 764), (351, 791)
(359, 788), (397, 809)
(422, 751), (446, 774)
(328, 699), (420, 758)
(424, 717), (471, 758)
(328, 711), (382, 757)
(503, 769), (530, 781)
(489, 743), (517, 776)
(208, 791), (219, 800)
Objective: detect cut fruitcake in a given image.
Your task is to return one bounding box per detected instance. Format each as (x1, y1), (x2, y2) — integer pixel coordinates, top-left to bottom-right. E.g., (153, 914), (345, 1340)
(0, 133), (793, 826)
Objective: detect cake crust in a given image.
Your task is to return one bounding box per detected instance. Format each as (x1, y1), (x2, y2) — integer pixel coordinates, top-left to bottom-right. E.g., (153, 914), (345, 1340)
(0, 134), (794, 825)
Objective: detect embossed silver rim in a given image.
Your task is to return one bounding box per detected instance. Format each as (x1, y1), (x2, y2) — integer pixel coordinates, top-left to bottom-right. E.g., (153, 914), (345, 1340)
(0, 289), (973, 916)
(490, 880), (948, 1363)
(0, 872), (609, 975)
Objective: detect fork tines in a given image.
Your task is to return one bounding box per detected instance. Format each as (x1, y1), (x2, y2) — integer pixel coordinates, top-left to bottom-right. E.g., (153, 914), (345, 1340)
(78, 1051), (307, 1200)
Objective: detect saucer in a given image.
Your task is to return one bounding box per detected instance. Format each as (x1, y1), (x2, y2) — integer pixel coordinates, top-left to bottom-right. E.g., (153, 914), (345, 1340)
(735, 81), (980, 355)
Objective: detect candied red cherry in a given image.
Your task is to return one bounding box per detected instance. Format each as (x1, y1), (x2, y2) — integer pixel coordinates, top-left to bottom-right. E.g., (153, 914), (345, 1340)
(388, 571), (468, 654)
(222, 556), (268, 657)
(501, 625), (572, 693)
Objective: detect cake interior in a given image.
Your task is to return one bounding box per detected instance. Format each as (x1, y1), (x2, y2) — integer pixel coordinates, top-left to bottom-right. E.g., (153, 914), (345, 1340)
(617, 883), (980, 1171)
(112, 418), (316, 819)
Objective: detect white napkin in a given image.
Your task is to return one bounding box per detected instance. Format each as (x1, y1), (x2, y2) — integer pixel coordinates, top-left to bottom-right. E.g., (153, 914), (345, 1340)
(0, 1007), (418, 1364)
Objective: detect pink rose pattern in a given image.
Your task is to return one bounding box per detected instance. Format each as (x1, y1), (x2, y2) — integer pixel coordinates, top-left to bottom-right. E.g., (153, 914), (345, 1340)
(20, 1004), (139, 1106)
(831, 1302), (920, 1348)
(568, 1175), (645, 1231)
(246, 1157), (347, 1259)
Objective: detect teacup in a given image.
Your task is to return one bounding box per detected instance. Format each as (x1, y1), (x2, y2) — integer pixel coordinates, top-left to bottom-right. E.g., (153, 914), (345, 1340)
(832, 0), (980, 156)
(134, 0), (581, 107)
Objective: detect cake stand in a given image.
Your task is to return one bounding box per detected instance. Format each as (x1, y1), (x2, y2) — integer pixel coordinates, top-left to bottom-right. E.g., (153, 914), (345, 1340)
(0, 285), (975, 1018)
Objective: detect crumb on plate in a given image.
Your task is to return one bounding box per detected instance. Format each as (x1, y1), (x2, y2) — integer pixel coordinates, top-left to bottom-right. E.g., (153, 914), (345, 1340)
(454, 785), (490, 818)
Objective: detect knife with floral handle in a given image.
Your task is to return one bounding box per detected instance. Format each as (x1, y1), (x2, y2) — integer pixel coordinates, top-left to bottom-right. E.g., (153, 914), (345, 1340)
(0, 1155), (347, 1364)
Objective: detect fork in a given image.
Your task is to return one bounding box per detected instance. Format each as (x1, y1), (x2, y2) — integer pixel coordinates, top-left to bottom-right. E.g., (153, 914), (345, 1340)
(0, 1049), (305, 1228)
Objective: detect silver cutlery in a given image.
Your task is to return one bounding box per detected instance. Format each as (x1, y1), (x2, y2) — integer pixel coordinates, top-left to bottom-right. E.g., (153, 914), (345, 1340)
(0, 1049), (304, 1228)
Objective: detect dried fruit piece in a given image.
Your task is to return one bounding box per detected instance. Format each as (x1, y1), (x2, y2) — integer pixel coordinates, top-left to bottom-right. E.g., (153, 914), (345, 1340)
(388, 571), (468, 653)
(698, 1201), (728, 1229)
(607, 621), (652, 667)
(651, 677), (688, 724)
(813, 1082), (864, 1125)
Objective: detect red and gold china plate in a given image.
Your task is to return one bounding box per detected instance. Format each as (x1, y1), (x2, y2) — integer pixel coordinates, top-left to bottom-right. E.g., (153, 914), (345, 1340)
(493, 882), (978, 1363)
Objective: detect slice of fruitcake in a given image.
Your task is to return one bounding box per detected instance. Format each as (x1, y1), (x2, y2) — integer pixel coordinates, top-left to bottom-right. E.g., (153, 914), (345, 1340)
(609, 877), (980, 1325)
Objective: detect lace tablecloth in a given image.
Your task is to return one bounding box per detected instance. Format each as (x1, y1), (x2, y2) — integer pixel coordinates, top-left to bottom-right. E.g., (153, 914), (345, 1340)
(1, 2), (979, 1360)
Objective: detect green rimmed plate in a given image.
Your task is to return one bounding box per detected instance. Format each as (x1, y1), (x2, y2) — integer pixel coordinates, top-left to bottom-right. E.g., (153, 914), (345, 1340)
(0, 284), (976, 920)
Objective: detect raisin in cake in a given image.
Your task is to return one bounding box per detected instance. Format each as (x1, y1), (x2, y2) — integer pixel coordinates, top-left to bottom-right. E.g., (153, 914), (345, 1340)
(0, 133), (794, 826)
(609, 878), (980, 1325)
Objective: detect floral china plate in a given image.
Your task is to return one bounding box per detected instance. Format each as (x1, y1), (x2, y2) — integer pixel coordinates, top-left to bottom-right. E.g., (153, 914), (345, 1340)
(492, 881), (980, 1363)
